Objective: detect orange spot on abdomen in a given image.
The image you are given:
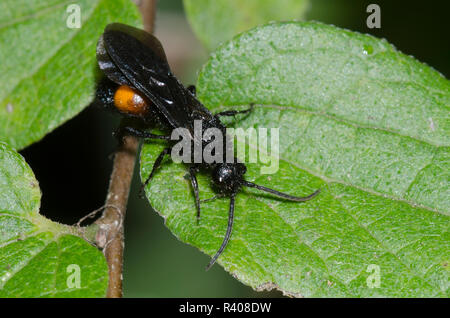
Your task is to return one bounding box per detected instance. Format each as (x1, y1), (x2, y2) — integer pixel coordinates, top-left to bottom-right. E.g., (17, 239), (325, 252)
(114, 85), (149, 115)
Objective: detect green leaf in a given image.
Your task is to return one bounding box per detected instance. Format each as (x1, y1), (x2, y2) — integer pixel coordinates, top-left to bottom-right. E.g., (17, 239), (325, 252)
(141, 22), (449, 297)
(0, 0), (141, 150)
(0, 142), (108, 297)
(183, 0), (309, 50)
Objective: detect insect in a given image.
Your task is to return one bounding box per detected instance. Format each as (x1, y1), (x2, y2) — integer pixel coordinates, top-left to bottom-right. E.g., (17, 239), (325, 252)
(95, 23), (320, 270)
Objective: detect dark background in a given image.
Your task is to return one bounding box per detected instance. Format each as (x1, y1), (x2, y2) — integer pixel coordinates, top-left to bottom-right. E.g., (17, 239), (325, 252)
(20, 0), (449, 297)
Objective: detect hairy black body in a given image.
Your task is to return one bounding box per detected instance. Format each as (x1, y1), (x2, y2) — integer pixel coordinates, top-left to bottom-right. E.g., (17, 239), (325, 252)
(95, 23), (320, 270)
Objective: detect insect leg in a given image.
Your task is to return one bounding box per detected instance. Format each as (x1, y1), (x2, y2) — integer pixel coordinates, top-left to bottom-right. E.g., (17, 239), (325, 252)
(189, 166), (201, 224)
(205, 191), (236, 271)
(116, 126), (170, 140)
(215, 103), (254, 118)
(139, 147), (172, 197)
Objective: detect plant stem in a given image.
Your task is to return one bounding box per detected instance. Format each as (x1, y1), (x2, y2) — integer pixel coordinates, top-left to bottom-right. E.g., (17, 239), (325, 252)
(95, 0), (157, 298)
(95, 136), (138, 298)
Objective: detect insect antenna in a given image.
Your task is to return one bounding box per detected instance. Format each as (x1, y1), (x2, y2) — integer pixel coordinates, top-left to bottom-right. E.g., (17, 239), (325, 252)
(242, 181), (320, 202)
(205, 192), (236, 271)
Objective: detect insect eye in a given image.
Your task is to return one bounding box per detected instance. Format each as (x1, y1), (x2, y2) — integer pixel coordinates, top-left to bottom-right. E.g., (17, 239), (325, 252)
(212, 165), (232, 184)
(113, 85), (149, 115)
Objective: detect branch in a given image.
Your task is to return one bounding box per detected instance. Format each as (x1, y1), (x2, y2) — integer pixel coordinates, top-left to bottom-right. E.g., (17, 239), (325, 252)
(94, 0), (157, 298)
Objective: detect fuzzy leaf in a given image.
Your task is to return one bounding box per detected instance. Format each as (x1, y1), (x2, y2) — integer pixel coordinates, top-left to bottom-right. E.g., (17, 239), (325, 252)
(0, 142), (108, 297)
(141, 22), (449, 297)
(0, 0), (141, 149)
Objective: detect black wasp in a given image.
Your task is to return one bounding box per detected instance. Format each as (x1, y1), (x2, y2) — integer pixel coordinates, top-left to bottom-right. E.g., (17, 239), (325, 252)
(95, 23), (320, 270)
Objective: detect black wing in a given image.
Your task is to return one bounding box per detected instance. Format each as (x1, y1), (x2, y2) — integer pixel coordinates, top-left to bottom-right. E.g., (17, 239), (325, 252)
(97, 23), (214, 136)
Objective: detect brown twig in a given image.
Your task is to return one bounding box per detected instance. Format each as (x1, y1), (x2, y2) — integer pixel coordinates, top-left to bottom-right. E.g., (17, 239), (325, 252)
(94, 0), (157, 298)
